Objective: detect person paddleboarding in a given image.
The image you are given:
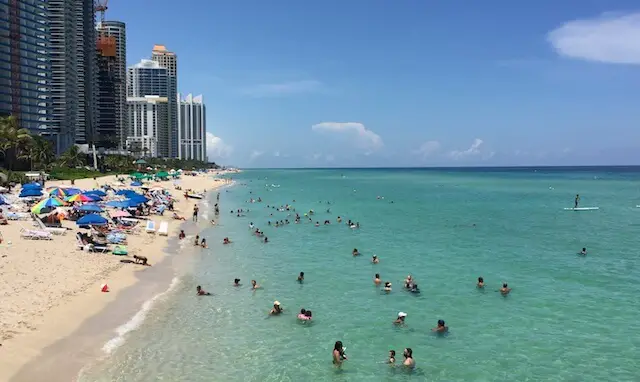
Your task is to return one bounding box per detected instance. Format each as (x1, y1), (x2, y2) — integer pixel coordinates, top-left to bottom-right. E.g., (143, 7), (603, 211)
(574, 194), (580, 208)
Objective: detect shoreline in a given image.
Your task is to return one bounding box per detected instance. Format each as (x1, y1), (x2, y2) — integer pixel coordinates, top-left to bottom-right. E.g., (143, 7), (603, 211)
(0, 173), (232, 381)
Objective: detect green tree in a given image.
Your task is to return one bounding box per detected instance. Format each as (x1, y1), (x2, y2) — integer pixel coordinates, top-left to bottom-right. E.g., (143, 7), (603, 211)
(24, 135), (55, 170)
(0, 115), (33, 170)
(58, 145), (86, 168)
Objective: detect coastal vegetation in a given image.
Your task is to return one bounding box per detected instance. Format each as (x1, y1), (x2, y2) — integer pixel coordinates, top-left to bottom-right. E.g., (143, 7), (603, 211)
(0, 115), (220, 183)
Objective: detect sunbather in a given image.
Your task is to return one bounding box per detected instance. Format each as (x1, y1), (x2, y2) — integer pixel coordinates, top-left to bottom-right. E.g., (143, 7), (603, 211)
(172, 212), (186, 220)
(0, 209), (8, 225)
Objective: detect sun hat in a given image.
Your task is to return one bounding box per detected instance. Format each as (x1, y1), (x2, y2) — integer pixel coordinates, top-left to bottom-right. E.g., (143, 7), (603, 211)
(398, 312), (407, 317)
(274, 301), (281, 306)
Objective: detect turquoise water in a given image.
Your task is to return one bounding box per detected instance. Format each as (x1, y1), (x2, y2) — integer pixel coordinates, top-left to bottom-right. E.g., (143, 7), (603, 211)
(81, 168), (640, 381)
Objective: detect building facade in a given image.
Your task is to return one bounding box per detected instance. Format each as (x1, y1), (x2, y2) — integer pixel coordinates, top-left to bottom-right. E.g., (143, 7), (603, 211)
(177, 94), (207, 162)
(94, 54), (117, 148)
(126, 96), (168, 158)
(75, 0), (97, 145)
(95, 20), (126, 149)
(126, 59), (169, 157)
(0, 0), (52, 139)
(151, 45), (178, 158)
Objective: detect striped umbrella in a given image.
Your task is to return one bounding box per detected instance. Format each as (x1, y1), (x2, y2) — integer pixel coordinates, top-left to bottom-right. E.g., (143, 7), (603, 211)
(47, 187), (67, 198)
(31, 197), (65, 214)
(65, 193), (96, 203)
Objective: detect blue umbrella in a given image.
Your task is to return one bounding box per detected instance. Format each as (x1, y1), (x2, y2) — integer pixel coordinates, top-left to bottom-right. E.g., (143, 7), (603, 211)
(19, 189), (43, 198)
(130, 181), (143, 187)
(0, 196), (8, 205)
(82, 192), (103, 201)
(106, 200), (139, 208)
(22, 183), (42, 190)
(78, 204), (104, 213)
(64, 188), (82, 195)
(76, 213), (108, 226)
(128, 195), (149, 203)
(85, 189), (107, 197)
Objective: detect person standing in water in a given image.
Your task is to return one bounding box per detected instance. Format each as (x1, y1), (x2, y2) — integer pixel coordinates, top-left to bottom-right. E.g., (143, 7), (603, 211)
(333, 341), (347, 367)
(403, 348), (415, 369)
(574, 194), (580, 208)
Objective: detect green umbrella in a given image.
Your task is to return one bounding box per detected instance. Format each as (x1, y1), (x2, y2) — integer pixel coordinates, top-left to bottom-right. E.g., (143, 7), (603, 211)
(134, 159), (147, 165)
(156, 171), (169, 178)
(130, 172), (144, 179)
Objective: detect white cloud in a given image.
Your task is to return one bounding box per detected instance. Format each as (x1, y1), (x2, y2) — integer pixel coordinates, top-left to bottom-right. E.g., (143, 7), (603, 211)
(548, 12), (640, 64)
(414, 140), (441, 158)
(205, 132), (233, 160)
(311, 122), (383, 151)
(249, 150), (264, 161)
(273, 151), (281, 157)
(449, 138), (488, 159)
(240, 80), (322, 97)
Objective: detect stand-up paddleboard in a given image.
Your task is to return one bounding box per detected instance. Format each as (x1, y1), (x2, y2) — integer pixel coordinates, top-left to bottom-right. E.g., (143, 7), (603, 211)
(636, 205), (640, 208)
(564, 207), (599, 211)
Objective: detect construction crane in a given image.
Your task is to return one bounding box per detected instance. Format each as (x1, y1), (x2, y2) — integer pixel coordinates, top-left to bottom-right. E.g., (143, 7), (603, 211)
(95, 0), (116, 57)
(95, 0), (108, 25)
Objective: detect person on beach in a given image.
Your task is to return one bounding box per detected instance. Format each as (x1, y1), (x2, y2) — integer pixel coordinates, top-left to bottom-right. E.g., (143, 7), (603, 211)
(477, 277), (485, 288)
(500, 283), (512, 296)
(200, 238), (208, 248)
(383, 281), (392, 293)
(372, 255), (379, 264)
(193, 205), (199, 222)
(233, 278), (241, 286)
(269, 301), (283, 315)
(393, 312), (408, 325)
(374, 273), (382, 286)
(579, 247), (587, 256)
(403, 348), (415, 369)
(574, 194), (580, 208)
(333, 341), (348, 367)
(432, 319), (448, 333)
(388, 350), (396, 364)
(352, 248), (360, 256)
(297, 272), (304, 283)
(196, 286), (211, 296)
(251, 280), (261, 290)
(178, 230), (185, 240)
(172, 212), (186, 220)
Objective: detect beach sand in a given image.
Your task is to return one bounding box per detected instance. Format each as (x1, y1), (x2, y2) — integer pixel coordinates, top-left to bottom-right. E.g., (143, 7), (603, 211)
(0, 172), (230, 381)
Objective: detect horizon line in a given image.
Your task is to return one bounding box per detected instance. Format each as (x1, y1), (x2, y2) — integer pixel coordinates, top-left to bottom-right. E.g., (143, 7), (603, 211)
(236, 164), (640, 170)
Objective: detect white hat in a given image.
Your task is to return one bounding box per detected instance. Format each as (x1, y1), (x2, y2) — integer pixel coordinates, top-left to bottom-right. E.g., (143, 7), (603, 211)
(274, 301), (281, 306)
(398, 312), (407, 317)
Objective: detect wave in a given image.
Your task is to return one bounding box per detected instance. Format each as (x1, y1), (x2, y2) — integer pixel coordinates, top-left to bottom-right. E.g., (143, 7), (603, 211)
(101, 277), (181, 355)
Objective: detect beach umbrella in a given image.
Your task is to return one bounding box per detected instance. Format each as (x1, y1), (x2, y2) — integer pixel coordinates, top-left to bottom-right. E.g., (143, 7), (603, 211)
(127, 195), (149, 203)
(84, 189), (107, 197)
(19, 188), (43, 198)
(115, 189), (136, 196)
(78, 203), (104, 213)
(61, 187), (82, 195)
(22, 183), (42, 190)
(65, 193), (97, 203)
(156, 171), (169, 178)
(105, 200), (130, 209)
(47, 187), (67, 198)
(130, 172), (144, 179)
(134, 159), (147, 165)
(76, 213), (108, 226)
(31, 197), (65, 214)
(81, 192), (103, 201)
(109, 210), (131, 218)
(130, 181), (143, 187)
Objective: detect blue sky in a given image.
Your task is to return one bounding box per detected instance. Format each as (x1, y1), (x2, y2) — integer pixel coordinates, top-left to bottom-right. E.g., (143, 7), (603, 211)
(109, 0), (640, 167)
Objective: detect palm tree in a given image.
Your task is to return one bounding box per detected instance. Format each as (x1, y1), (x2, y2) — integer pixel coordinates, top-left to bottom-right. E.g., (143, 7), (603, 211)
(0, 115), (33, 170)
(24, 135), (55, 170)
(58, 145), (86, 168)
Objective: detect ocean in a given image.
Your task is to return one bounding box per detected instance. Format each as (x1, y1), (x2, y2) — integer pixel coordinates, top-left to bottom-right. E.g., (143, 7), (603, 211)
(79, 168), (640, 381)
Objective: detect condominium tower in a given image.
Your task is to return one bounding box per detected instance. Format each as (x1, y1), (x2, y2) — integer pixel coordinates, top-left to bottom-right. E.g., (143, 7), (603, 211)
(177, 94), (207, 162)
(126, 96), (168, 158)
(151, 45), (178, 158)
(0, 0), (52, 140)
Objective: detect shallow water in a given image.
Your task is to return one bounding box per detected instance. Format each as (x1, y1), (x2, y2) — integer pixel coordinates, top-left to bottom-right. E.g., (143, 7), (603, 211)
(80, 168), (640, 381)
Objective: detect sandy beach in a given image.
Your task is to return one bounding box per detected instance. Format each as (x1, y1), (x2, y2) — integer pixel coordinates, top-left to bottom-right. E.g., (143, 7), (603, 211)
(0, 171), (231, 381)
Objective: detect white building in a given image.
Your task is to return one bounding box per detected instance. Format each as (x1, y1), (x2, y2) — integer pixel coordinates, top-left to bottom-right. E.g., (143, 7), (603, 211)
(126, 96), (168, 157)
(177, 93), (207, 161)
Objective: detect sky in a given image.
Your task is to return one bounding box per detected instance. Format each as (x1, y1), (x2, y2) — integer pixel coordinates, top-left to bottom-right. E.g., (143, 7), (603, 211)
(108, 0), (640, 168)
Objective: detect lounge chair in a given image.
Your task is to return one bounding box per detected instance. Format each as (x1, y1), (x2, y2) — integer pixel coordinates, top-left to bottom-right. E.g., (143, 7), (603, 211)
(145, 220), (156, 234)
(75, 233), (109, 253)
(34, 217), (66, 235)
(20, 227), (53, 240)
(157, 221), (169, 236)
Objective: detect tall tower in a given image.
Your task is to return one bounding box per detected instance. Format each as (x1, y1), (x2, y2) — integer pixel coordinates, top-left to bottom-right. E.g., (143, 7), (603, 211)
(177, 94), (207, 162)
(1, 0), (52, 143)
(96, 20), (126, 149)
(127, 59), (169, 157)
(151, 45), (178, 158)
(75, 0), (97, 145)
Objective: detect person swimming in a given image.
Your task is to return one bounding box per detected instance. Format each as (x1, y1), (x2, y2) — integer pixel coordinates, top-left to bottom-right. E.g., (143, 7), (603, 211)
(410, 284), (420, 293)
(298, 308), (312, 321)
(200, 238), (208, 248)
(432, 319), (448, 333)
(352, 248), (360, 256)
(477, 277), (485, 288)
(223, 237), (231, 244)
(404, 275), (413, 289)
(269, 301), (283, 315)
(403, 348), (415, 369)
(383, 281), (392, 293)
(579, 247), (587, 256)
(333, 341), (348, 367)
(372, 255), (379, 264)
(297, 272), (304, 283)
(196, 285), (211, 296)
(374, 273), (381, 286)
(500, 282), (511, 296)
(251, 280), (261, 290)
(393, 312), (407, 325)
(388, 350), (396, 364)
(233, 278), (241, 286)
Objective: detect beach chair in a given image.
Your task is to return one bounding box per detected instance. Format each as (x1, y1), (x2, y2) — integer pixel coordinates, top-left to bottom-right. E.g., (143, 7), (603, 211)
(34, 217), (66, 236)
(157, 221), (169, 236)
(75, 233), (109, 253)
(145, 220), (156, 234)
(20, 227), (53, 240)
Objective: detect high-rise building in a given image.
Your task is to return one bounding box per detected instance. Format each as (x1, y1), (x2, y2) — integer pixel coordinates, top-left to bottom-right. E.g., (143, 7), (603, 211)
(126, 59), (169, 157)
(151, 45), (178, 158)
(48, 0), (78, 152)
(177, 94), (207, 162)
(94, 54), (117, 148)
(0, 0), (52, 140)
(126, 96), (168, 158)
(95, 20), (126, 149)
(75, 0), (97, 145)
